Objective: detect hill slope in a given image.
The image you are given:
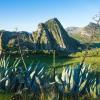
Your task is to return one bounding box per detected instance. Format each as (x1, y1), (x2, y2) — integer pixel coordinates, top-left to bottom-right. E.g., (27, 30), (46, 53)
(32, 18), (81, 52)
(66, 22), (100, 43)
(0, 18), (82, 54)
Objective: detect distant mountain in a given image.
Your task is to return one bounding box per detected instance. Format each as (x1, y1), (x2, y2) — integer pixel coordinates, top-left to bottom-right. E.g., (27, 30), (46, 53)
(84, 22), (100, 36)
(66, 27), (83, 35)
(0, 18), (82, 54)
(66, 22), (100, 42)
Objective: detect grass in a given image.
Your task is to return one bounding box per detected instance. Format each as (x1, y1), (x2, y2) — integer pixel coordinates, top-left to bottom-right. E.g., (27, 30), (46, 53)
(0, 92), (100, 100)
(69, 33), (100, 43)
(0, 93), (12, 100)
(7, 53), (100, 72)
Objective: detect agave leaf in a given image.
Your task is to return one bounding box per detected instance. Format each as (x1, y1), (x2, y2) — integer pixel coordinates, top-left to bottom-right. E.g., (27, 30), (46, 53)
(55, 75), (62, 84)
(35, 76), (41, 85)
(65, 73), (70, 84)
(6, 56), (10, 67)
(81, 64), (86, 74)
(41, 75), (44, 78)
(27, 62), (33, 71)
(31, 62), (40, 76)
(90, 86), (97, 98)
(49, 82), (56, 85)
(79, 79), (87, 92)
(61, 68), (66, 81)
(92, 78), (96, 90)
(97, 83), (100, 95)
(5, 69), (9, 76)
(13, 59), (21, 68)
(70, 70), (75, 90)
(5, 78), (10, 87)
(38, 67), (44, 75)
(0, 76), (8, 83)
(30, 70), (35, 79)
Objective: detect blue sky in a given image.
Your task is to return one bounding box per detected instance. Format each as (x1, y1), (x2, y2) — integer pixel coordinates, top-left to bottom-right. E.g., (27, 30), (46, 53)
(0, 0), (100, 32)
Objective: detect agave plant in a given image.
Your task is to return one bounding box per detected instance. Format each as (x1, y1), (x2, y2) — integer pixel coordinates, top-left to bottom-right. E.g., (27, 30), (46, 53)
(23, 62), (47, 93)
(55, 63), (100, 98)
(0, 56), (47, 95)
(0, 56), (21, 91)
(87, 73), (100, 98)
(97, 79), (100, 96)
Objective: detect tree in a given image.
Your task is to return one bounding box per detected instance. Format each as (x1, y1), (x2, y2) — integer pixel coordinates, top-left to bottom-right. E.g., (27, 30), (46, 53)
(0, 32), (3, 55)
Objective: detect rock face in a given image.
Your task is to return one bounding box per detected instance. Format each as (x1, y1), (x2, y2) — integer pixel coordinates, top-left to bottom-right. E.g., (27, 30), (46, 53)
(0, 31), (34, 52)
(32, 18), (81, 52)
(0, 18), (82, 53)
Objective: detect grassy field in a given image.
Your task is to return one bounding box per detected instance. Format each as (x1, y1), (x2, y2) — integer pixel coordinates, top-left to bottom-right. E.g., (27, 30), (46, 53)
(8, 53), (100, 72)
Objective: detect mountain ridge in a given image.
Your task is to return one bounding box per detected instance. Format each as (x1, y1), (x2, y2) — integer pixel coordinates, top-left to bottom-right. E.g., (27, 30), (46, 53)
(66, 22), (100, 43)
(0, 18), (82, 54)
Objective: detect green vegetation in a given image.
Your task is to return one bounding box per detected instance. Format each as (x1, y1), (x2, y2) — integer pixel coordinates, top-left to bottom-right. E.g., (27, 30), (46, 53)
(0, 93), (11, 100)
(55, 63), (100, 98)
(4, 51), (100, 72)
(0, 56), (100, 100)
(0, 14), (100, 100)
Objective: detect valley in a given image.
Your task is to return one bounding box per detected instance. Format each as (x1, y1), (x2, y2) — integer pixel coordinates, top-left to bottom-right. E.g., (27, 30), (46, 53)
(0, 16), (100, 100)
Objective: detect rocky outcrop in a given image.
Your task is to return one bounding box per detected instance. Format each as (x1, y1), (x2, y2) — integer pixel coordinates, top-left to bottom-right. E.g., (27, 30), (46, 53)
(0, 18), (82, 53)
(32, 18), (81, 52)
